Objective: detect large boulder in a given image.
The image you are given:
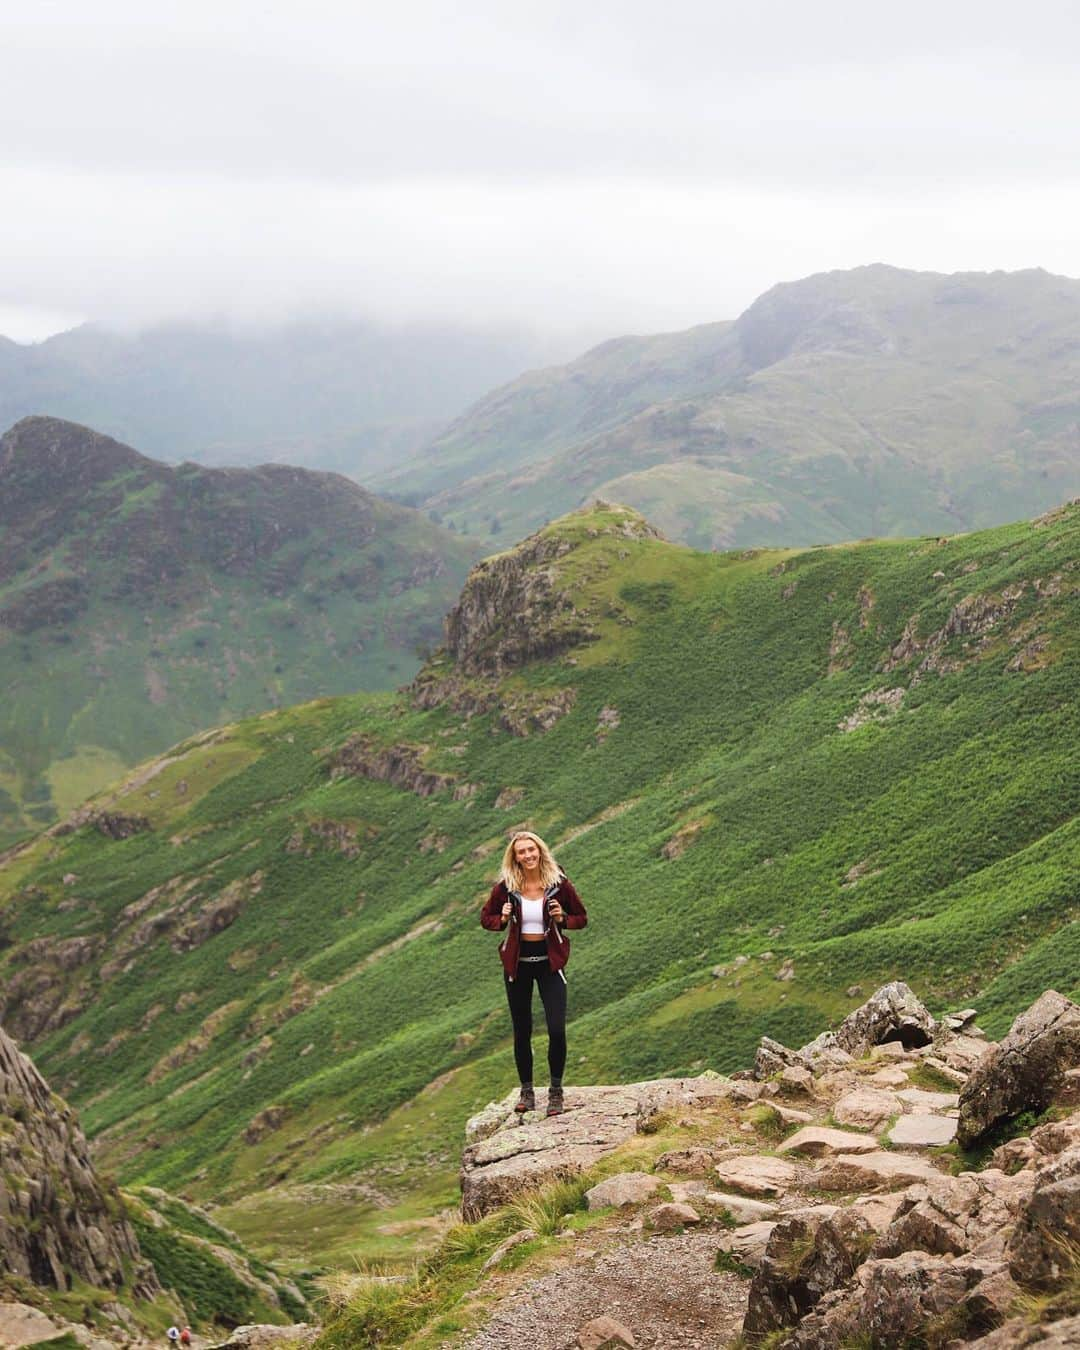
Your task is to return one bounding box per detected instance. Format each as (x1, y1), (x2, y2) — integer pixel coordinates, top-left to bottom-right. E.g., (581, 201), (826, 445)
(957, 991), (1080, 1148)
(799, 982), (936, 1063)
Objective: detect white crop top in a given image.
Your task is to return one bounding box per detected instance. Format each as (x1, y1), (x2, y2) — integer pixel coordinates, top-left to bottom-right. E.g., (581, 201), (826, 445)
(520, 896), (545, 935)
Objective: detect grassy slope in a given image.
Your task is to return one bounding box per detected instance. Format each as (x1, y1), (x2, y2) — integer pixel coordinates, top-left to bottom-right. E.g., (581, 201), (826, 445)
(0, 417), (478, 845)
(377, 265), (1080, 547)
(0, 501), (1077, 1274)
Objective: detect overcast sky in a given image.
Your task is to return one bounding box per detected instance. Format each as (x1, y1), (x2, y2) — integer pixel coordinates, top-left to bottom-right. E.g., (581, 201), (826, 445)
(4, 0), (1080, 342)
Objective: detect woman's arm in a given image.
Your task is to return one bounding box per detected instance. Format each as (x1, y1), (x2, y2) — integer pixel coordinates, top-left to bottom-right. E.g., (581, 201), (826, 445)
(558, 878), (588, 929)
(480, 882), (509, 930)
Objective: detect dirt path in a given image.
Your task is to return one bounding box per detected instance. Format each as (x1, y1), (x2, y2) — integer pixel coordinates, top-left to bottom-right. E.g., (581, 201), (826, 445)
(462, 1225), (747, 1349)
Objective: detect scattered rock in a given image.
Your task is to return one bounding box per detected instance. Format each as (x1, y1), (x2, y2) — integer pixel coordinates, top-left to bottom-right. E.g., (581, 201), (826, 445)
(778, 1127), (881, 1158)
(777, 1065), (815, 1097)
(585, 1173), (665, 1210)
(211, 1327), (317, 1350)
(754, 1036), (812, 1079)
(648, 1202), (700, 1232)
(576, 1313), (636, 1349)
(713, 1155), (799, 1198)
(703, 1193), (779, 1223)
(895, 1087), (960, 1112)
(832, 1087), (902, 1129)
(715, 1221), (778, 1271)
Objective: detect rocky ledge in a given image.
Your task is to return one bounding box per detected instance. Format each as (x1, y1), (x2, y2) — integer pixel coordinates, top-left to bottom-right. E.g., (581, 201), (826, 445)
(460, 984), (1080, 1349)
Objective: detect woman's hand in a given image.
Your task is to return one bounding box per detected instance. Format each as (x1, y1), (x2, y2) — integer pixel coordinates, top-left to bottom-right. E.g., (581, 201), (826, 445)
(548, 899), (564, 922)
(501, 901), (512, 922)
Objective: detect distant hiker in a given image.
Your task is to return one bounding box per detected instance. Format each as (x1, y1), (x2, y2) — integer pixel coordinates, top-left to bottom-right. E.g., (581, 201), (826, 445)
(180, 1329), (192, 1346)
(166, 1328), (180, 1345)
(480, 830), (588, 1117)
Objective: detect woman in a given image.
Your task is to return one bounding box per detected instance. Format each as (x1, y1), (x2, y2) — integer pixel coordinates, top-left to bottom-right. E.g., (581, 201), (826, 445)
(480, 831), (588, 1116)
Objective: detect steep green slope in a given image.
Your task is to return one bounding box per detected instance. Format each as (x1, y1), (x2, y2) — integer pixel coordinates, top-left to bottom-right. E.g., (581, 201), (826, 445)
(0, 416), (477, 844)
(379, 265), (1080, 547)
(0, 500), (1076, 1273)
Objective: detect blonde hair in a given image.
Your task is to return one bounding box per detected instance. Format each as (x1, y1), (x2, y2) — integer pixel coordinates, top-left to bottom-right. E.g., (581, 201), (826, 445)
(498, 831), (562, 892)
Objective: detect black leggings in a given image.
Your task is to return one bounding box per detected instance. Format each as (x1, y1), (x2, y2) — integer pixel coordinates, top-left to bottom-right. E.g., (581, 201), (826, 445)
(504, 955), (567, 1084)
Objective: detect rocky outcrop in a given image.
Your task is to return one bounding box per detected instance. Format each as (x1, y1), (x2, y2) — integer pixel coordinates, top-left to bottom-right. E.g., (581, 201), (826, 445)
(0, 1021), (158, 1296)
(957, 990), (1080, 1147)
(327, 735), (455, 797)
(751, 983), (936, 1081)
(418, 504), (663, 688)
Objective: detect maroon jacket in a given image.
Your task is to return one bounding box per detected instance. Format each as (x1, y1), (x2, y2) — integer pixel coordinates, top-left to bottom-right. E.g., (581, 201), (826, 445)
(480, 876), (587, 980)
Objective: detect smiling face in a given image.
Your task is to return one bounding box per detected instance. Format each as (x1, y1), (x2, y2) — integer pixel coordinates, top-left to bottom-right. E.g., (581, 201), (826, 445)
(512, 835), (541, 875)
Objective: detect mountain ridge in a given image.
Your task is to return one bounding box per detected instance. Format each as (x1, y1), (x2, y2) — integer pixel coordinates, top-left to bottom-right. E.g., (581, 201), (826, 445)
(0, 415), (478, 842)
(378, 264), (1080, 548)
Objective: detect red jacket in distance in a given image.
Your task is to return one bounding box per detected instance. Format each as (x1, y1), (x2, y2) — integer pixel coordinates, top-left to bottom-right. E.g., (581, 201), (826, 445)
(480, 877), (587, 980)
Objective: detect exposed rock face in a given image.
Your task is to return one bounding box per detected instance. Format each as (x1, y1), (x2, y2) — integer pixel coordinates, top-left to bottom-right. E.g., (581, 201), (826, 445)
(743, 1209), (875, 1337)
(786, 1250), (1016, 1348)
(957, 990), (1080, 1147)
(0, 1021), (157, 1296)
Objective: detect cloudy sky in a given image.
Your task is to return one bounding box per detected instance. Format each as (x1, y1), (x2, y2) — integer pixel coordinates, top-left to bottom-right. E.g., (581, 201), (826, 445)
(4, 0), (1080, 341)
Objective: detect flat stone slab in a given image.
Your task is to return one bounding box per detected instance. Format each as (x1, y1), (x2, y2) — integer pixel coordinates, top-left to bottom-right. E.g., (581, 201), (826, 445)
(848, 1191), (907, 1232)
(714, 1154), (799, 1197)
(866, 1065), (910, 1088)
(896, 1087), (960, 1113)
(461, 1076), (732, 1218)
(814, 1150), (942, 1192)
(832, 1087), (902, 1129)
(0, 1303), (67, 1350)
(715, 1220), (778, 1269)
(702, 1192), (779, 1223)
(778, 1126), (880, 1158)
(887, 1113), (958, 1148)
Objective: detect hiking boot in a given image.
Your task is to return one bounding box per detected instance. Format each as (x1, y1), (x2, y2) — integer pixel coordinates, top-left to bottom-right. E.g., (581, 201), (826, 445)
(514, 1085), (535, 1114)
(546, 1086), (565, 1116)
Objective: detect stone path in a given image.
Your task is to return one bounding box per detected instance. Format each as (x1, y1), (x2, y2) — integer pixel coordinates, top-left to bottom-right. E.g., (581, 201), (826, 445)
(461, 1226), (746, 1350)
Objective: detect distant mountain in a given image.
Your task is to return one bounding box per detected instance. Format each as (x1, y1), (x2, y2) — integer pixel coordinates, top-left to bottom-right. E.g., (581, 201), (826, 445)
(377, 265), (1080, 547)
(0, 500), (1075, 1277)
(0, 416), (477, 842)
(0, 316), (559, 478)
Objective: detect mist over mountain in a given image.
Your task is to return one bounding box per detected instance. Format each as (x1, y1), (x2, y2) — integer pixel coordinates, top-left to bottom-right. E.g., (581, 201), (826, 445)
(0, 415), (477, 842)
(379, 265), (1080, 548)
(0, 315), (559, 478)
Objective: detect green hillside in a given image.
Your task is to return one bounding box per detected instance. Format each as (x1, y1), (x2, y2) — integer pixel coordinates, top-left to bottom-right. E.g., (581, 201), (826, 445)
(0, 416), (477, 844)
(0, 499), (1076, 1275)
(378, 265), (1080, 547)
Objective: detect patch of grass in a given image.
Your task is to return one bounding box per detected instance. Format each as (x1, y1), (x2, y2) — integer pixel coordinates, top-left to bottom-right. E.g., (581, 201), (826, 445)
(714, 1249), (755, 1279)
(904, 1062), (962, 1094)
